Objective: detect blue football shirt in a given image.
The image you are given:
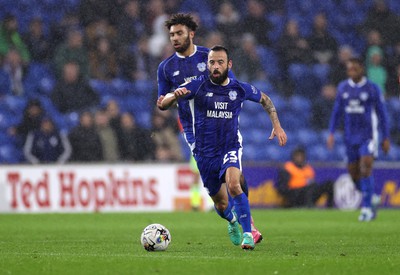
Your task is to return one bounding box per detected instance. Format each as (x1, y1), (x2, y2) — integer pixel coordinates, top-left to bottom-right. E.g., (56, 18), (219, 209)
(329, 77), (389, 146)
(157, 45), (209, 146)
(182, 77), (262, 157)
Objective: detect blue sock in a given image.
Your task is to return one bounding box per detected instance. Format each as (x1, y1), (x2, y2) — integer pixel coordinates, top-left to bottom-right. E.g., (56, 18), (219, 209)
(360, 176), (374, 208)
(241, 177), (249, 197)
(233, 193), (251, 233)
(215, 201), (236, 223)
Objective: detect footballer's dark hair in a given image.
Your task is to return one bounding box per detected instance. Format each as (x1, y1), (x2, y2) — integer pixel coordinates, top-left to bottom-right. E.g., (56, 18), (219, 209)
(348, 57), (364, 67)
(164, 13), (198, 31)
(209, 45), (231, 61)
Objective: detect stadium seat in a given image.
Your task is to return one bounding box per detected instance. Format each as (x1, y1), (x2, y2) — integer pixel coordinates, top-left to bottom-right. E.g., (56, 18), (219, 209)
(0, 144), (23, 164)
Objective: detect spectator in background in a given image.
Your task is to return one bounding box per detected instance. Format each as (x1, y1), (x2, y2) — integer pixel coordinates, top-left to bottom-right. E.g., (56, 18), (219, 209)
(232, 33), (267, 82)
(23, 117), (71, 164)
(117, 0), (145, 47)
(311, 84), (337, 131)
(329, 45), (354, 86)
(118, 36), (157, 81)
(308, 13), (337, 85)
(277, 147), (334, 208)
(386, 42), (400, 98)
(23, 17), (51, 63)
(203, 31), (226, 50)
(94, 109), (120, 162)
(51, 62), (99, 114)
(0, 14), (30, 64)
(278, 19), (314, 71)
(78, 0), (124, 27)
(68, 111), (103, 162)
(1, 49), (25, 96)
(241, 0), (272, 47)
(49, 12), (80, 51)
(277, 19), (314, 96)
(366, 45), (387, 96)
(53, 27), (89, 80)
(117, 112), (155, 161)
(8, 99), (44, 145)
(105, 99), (122, 133)
(359, 0), (400, 47)
(151, 109), (183, 162)
(88, 37), (118, 81)
(215, 1), (241, 49)
(308, 13), (338, 65)
(146, 0), (169, 58)
(85, 18), (117, 51)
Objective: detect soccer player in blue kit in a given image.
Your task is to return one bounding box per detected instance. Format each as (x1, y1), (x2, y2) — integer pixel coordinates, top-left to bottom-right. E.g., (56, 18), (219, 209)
(157, 14), (263, 243)
(160, 45), (287, 249)
(327, 57), (390, 222)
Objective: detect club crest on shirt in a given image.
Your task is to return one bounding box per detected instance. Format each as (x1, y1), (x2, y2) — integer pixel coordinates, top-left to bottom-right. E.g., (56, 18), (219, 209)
(229, 90), (237, 101)
(360, 92), (369, 101)
(197, 62), (206, 72)
(251, 85), (257, 94)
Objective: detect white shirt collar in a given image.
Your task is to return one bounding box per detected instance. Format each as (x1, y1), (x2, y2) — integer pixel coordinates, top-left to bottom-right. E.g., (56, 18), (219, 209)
(348, 76), (367, 88)
(175, 45), (197, 58)
(210, 77), (230, 86)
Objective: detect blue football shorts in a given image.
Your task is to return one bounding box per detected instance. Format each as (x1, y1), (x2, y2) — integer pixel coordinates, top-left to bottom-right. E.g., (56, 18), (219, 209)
(194, 149), (243, 196)
(346, 139), (378, 163)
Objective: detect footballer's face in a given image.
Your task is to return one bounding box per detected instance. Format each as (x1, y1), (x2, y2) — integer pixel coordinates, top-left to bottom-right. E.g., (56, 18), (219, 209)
(208, 50), (232, 85)
(169, 24), (193, 54)
(346, 61), (364, 82)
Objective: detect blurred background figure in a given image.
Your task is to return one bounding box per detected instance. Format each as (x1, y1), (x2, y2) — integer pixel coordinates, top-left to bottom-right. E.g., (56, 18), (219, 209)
(94, 109), (120, 162)
(1, 49), (25, 96)
(117, 112), (155, 162)
(23, 17), (51, 63)
(0, 13), (30, 65)
(53, 27), (89, 80)
(88, 36), (118, 81)
(51, 62), (99, 114)
(311, 84), (337, 131)
(277, 147), (334, 208)
(68, 111), (103, 162)
(23, 117), (71, 164)
(232, 33), (267, 82)
(8, 99), (45, 145)
(151, 109), (183, 162)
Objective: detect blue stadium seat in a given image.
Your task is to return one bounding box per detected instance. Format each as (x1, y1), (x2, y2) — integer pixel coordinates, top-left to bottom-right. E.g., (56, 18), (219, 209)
(0, 111), (20, 131)
(0, 144), (23, 164)
(257, 47), (281, 80)
(4, 95), (28, 114)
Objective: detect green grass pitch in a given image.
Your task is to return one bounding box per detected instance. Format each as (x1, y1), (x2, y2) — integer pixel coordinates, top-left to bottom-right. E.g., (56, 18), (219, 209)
(0, 209), (399, 275)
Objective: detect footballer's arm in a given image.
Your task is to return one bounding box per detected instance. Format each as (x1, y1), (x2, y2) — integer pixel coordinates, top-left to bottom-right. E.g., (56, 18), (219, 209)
(260, 92), (287, 146)
(160, 87), (191, 110)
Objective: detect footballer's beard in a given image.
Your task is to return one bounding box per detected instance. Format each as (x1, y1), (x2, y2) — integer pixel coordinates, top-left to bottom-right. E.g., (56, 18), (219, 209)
(210, 69), (229, 85)
(175, 36), (191, 53)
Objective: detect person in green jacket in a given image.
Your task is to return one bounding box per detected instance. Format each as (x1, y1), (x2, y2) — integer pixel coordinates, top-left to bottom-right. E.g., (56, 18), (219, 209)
(0, 14), (30, 64)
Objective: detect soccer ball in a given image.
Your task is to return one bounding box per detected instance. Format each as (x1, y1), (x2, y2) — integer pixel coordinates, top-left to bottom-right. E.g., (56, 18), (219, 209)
(140, 223), (171, 251)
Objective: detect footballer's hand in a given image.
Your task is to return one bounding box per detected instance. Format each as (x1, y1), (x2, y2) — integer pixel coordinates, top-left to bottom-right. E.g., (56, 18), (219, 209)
(174, 87), (190, 98)
(382, 138), (390, 154)
(157, 95), (165, 109)
(326, 134), (335, 150)
(269, 127), (287, 146)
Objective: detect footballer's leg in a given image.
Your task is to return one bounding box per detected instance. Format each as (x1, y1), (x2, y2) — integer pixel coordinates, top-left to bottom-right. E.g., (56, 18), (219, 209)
(358, 154), (376, 222)
(212, 183), (241, 246)
(226, 167), (254, 250)
(240, 174), (263, 244)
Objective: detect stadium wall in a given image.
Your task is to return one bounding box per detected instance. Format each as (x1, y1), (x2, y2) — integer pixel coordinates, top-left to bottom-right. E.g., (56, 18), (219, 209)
(0, 163), (399, 213)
